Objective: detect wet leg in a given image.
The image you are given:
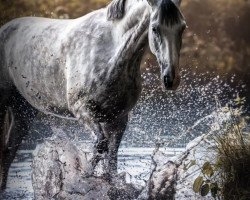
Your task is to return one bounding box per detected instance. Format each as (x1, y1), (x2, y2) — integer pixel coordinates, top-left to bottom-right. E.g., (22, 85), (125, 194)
(0, 89), (11, 191)
(0, 90), (37, 191)
(101, 115), (128, 176)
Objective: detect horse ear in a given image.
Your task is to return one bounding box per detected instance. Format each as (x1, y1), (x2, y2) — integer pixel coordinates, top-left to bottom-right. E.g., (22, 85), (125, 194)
(107, 0), (126, 20)
(147, 0), (158, 7)
(171, 0), (182, 7)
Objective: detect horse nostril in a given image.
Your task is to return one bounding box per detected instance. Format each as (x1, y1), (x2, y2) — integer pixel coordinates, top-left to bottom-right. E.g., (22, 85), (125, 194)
(164, 75), (174, 88)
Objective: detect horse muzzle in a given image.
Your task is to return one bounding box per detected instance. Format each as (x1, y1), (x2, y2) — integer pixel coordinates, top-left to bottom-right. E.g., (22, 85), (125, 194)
(162, 68), (180, 91)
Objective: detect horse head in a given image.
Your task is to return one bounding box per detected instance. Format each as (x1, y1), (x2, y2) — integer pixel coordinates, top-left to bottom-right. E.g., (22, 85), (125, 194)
(147, 0), (186, 90)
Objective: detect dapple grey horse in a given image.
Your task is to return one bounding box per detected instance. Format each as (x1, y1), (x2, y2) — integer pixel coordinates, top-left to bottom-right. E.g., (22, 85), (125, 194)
(0, 0), (186, 189)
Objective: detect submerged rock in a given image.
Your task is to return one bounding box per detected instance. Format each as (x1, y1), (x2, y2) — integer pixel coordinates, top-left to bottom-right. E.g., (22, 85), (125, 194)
(32, 129), (217, 199)
(143, 134), (216, 200)
(175, 134), (216, 200)
(147, 161), (177, 200)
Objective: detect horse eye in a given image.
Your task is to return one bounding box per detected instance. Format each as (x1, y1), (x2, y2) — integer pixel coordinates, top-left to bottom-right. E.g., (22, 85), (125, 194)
(152, 27), (158, 33)
(179, 27), (185, 37)
(181, 25), (186, 34)
(182, 27), (186, 33)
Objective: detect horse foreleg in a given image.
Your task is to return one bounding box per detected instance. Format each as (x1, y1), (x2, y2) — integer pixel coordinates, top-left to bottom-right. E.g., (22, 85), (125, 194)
(101, 115), (128, 176)
(76, 111), (128, 177)
(88, 122), (107, 170)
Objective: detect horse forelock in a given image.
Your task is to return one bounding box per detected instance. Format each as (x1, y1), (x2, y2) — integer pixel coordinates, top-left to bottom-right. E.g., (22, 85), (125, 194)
(160, 0), (183, 26)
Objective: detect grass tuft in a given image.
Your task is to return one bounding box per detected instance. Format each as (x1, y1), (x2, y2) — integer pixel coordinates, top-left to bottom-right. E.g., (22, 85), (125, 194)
(214, 111), (250, 200)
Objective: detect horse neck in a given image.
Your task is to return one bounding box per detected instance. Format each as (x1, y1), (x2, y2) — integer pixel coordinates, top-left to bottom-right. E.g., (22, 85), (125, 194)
(108, 0), (150, 76)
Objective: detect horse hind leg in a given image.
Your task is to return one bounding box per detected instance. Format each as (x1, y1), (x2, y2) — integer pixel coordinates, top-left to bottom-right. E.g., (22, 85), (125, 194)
(0, 89), (12, 191)
(2, 107), (14, 150)
(0, 90), (38, 191)
(0, 107), (15, 191)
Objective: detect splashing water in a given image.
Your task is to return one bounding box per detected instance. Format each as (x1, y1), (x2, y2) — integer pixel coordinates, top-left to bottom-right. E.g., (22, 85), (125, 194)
(123, 68), (246, 147)
(1, 67), (247, 199)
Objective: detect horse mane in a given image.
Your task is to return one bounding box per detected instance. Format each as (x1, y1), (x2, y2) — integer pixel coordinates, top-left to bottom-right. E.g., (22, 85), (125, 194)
(107, 0), (127, 20)
(160, 0), (182, 26)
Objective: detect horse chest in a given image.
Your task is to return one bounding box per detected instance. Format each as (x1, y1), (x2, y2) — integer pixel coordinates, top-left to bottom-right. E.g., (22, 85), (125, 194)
(103, 84), (140, 121)
(74, 65), (142, 122)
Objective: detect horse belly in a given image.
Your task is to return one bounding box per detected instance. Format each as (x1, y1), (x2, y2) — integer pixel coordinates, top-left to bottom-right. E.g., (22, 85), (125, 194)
(10, 56), (69, 117)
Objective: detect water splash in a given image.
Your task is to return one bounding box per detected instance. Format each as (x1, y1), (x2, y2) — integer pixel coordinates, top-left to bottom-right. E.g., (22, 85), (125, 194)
(123, 68), (246, 147)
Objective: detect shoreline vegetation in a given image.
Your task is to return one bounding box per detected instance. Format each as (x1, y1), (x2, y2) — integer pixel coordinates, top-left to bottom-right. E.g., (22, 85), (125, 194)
(189, 102), (250, 199)
(214, 112), (250, 199)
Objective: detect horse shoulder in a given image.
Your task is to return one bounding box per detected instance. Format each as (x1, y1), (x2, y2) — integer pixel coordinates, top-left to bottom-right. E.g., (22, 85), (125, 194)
(65, 11), (116, 88)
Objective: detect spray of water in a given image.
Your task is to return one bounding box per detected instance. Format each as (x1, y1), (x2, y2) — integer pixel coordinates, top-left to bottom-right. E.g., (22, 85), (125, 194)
(123, 67), (246, 147)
